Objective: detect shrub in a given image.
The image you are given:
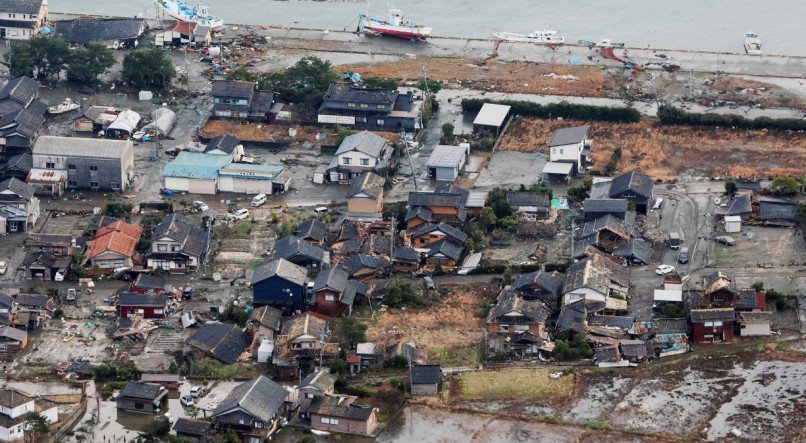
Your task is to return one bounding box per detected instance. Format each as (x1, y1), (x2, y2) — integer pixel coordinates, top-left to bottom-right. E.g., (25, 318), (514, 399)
(553, 335), (593, 361)
(461, 98), (641, 123)
(724, 180), (738, 197)
(769, 176), (800, 197)
(544, 261), (572, 273)
(765, 288), (789, 310)
(657, 104), (806, 131)
(384, 355), (409, 370)
(384, 279), (424, 308)
(341, 316), (367, 345)
(655, 303), (686, 319)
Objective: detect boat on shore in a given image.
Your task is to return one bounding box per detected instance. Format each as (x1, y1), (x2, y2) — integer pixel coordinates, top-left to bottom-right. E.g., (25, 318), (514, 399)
(155, 0), (224, 29)
(492, 29), (565, 44)
(358, 7), (431, 41)
(48, 98), (79, 115)
(743, 31), (761, 54)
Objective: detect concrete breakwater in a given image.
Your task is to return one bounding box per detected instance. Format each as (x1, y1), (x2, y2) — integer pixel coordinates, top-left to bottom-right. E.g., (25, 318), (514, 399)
(51, 12), (806, 78)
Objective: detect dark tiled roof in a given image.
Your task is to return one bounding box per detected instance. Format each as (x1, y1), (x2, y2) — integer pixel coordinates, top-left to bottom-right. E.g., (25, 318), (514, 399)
(426, 239), (464, 261)
(548, 125), (589, 147)
(583, 199), (628, 213)
(410, 222), (467, 243)
(608, 170), (654, 199)
(132, 274), (166, 290)
(146, 214), (208, 259)
(15, 294), (48, 308)
(173, 418), (210, 436)
(410, 365), (440, 384)
(343, 254), (391, 275)
(734, 290), (764, 311)
(0, 389), (30, 408)
(612, 238), (651, 264)
(187, 322), (249, 364)
(405, 206), (432, 223)
(118, 293), (167, 307)
(250, 91), (276, 114)
(0, 177), (34, 201)
(250, 306), (282, 330)
(735, 181), (761, 192)
(726, 194), (752, 215)
(309, 395), (374, 420)
(212, 375), (289, 423)
(588, 315), (634, 330)
(0, 76), (39, 104)
(335, 131), (388, 158)
(280, 313), (328, 340)
(619, 339), (649, 359)
(594, 345), (620, 362)
(690, 308), (735, 323)
(211, 80), (255, 99)
(272, 235), (328, 264)
(556, 300), (587, 334)
(347, 171), (385, 199)
(653, 318), (688, 334)
(2, 0), (43, 15)
(4, 153), (32, 172)
(300, 369), (336, 392)
(580, 214), (633, 239)
(320, 82), (396, 109)
(393, 246), (420, 262)
(510, 270), (563, 297)
(758, 199), (795, 221)
(204, 134), (240, 154)
(313, 266), (349, 293)
(487, 289), (551, 324)
(53, 18), (145, 43)
(408, 192), (463, 208)
(737, 311), (772, 322)
(120, 381), (163, 400)
(506, 192), (550, 208)
(341, 280), (367, 306)
(252, 258), (308, 287)
(297, 219), (326, 243)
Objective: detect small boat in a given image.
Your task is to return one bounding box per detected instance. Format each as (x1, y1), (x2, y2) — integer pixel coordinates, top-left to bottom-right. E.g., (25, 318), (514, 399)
(48, 98), (80, 115)
(358, 6), (431, 41)
(492, 29), (565, 44)
(597, 39), (626, 48)
(743, 31), (761, 54)
(155, 0), (224, 29)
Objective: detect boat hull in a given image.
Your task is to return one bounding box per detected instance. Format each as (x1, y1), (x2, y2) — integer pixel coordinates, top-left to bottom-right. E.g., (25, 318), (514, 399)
(360, 17), (431, 41)
(157, 1), (224, 29)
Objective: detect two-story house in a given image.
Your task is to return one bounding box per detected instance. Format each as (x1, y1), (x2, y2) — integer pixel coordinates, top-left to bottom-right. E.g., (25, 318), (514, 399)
(298, 369), (336, 418)
(251, 258), (309, 315)
(326, 131), (392, 183)
(211, 80), (276, 120)
(186, 322), (250, 364)
(0, 76), (46, 161)
(311, 267), (367, 317)
(117, 293), (168, 320)
(30, 136), (134, 192)
(486, 289), (552, 358)
(0, 0), (48, 40)
(542, 125), (591, 177)
(409, 222), (467, 249)
(211, 375), (292, 440)
(405, 191), (466, 229)
(84, 220), (142, 273)
(0, 388), (58, 442)
(510, 270), (564, 309)
(271, 235), (330, 271)
(0, 178), (39, 233)
(318, 82), (421, 131)
(606, 170), (654, 214)
(346, 171), (385, 220)
(280, 312), (328, 355)
(574, 214), (633, 257)
(144, 213), (209, 274)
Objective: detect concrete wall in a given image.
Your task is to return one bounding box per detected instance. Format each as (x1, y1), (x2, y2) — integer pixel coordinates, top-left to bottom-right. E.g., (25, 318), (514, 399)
(411, 383), (438, 396)
(164, 177), (217, 194)
(218, 176), (273, 194)
(347, 196), (382, 214)
(740, 322), (770, 336)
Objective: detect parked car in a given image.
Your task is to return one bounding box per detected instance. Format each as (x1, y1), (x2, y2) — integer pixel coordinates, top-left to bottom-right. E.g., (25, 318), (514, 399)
(715, 236), (736, 246)
(180, 395), (195, 407)
(229, 209), (250, 220)
(193, 200), (209, 212)
(423, 276), (435, 290)
(251, 194), (267, 207)
(0, 261), (6, 275)
(655, 264), (676, 275)
(66, 288), (77, 302)
(677, 247), (689, 264)
(189, 386), (205, 398)
(314, 207), (329, 214)
(54, 271), (65, 282)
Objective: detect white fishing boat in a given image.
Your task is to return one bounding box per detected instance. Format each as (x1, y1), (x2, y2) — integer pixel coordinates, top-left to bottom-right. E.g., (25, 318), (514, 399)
(743, 31), (761, 54)
(48, 98), (80, 115)
(155, 0), (224, 29)
(358, 6), (431, 41)
(492, 29), (565, 44)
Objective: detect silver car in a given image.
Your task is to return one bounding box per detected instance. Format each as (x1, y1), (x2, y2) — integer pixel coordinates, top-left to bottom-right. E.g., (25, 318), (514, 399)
(715, 236), (736, 246)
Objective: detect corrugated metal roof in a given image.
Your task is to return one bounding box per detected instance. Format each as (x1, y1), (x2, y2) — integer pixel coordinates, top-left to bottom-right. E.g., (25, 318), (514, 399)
(427, 145), (466, 168)
(163, 152), (231, 180)
(473, 103), (511, 127)
(33, 136), (133, 159)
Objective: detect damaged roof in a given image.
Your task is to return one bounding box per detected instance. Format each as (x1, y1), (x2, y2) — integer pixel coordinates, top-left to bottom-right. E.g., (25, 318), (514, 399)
(510, 270), (564, 297)
(335, 131), (388, 158)
(612, 238), (652, 264)
(347, 171), (385, 199)
(187, 322), (250, 364)
(410, 222), (467, 243)
(297, 219), (326, 243)
(309, 395), (374, 420)
(272, 235), (328, 264)
(212, 375), (289, 423)
(54, 18), (145, 43)
(690, 308), (736, 323)
(408, 192), (463, 208)
(608, 170), (654, 199)
(564, 253), (630, 295)
(486, 289), (551, 324)
(556, 300), (587, 334)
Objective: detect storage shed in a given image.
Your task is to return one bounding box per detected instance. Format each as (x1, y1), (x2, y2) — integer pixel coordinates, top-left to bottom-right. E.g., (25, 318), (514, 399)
(427, 145), (467, 181)
(472, 103), (511, 135)
(218, 163), (285, 194)
(724, 215), (742, 233)
(141, 107), (176, 138)
(163, 151), (231, 194)
(106, 110), (141, 139)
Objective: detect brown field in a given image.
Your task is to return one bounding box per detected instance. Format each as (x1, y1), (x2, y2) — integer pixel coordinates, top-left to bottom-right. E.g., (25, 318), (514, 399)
(710, 76), (806, 110)
(498, 117), (806, 180)
(365, 283), (499, 361)
(338, 57), (607, 97)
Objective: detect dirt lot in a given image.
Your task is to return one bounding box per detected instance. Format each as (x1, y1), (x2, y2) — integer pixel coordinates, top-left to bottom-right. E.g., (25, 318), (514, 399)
(365, 283), (499, 366)
(446, 368), (575, 405)
(497, 117), (806, 179)
(711, 225), (806, 268)
(708, 76), (806, 110)
(199, 119), (327, 144)
(339, 57), (607, 97)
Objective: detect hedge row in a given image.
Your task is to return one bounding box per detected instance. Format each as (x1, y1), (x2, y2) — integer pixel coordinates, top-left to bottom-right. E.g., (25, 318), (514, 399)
(461, 98), (642, 123)
(657, 104), (806, 131)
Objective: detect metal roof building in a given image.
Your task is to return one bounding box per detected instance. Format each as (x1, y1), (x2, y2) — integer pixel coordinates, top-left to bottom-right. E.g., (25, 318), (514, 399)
(472, 103), (511, 134)
(163, 151), (231, 194)
(426, 145), (467, 181)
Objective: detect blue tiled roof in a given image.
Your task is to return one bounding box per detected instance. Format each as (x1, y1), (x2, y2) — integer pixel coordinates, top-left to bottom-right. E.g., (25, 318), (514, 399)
(163, 151), (231, 180)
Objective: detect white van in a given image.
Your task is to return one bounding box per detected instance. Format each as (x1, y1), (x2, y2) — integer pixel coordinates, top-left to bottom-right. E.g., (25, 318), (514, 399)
(251, 194), (267, 207)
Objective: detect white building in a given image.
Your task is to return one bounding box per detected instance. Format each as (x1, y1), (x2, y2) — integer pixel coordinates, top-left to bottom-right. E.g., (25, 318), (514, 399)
(31, 136), (135, 191)
(0, 0), (48, 41)
(427, 145), (468, 182)
(0, 388), (58, 442)
(543, 125), (591, 177)
(724, 215), (742, 233)
(326, 131), (391, 183)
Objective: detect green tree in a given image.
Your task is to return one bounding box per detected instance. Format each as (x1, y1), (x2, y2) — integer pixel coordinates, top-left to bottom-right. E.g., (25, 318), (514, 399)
(477, 207), (497, 233)
(769, 176), (800, 197)
(441, 122), (454, 140)
(384, 279), (423, 308)
(795, 203), (806, 230)
(553, 334), (593, 361)
(10, 35), (69, 81)
(24, 411), (50, 442)
(654, 303), (686, 319)
(417, 78), (443, 94)
(724, 180), (737, 197)
(341, 316), (367, 345)
(502, 267), (513, 286)
(225, 66), (259, 83)
(267, 56), (338, 104)
(66, 42), (115, 85)
(121, 48), (176, 90)
(177, 73), (190, 90)
(487, 188), (513, 219)
(363, 76), (398, 90)
(8, 41), (36, 78)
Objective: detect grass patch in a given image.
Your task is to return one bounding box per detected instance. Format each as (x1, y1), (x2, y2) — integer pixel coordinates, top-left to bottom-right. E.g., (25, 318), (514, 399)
(453, 368), (574, 402)
(230, 220), (254, 238)
(189, 357), (239, 379)
(428, 346), (481, 367)
(246, 259), (264, 270)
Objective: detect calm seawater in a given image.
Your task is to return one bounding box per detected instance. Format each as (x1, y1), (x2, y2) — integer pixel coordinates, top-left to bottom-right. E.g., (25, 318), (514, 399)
(50, 0), (805, 55)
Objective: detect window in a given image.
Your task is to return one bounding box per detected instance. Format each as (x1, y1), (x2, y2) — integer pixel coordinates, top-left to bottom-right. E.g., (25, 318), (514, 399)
(342, 157), (352, 165)
(306, 393), (314, 399)
(377, 119), (384, 126)
(171, 245), (180, 252)
(153, 260), (171, 270)
(321, 417), (339, 425)
(360, 158), (369, 166)
(254, 421), (264, 429)
(68, 180), (77, 187)
(134, 402), (144, 410)
(110, 182), (119, 190)
(360, 104), (368, 108)
(100, 260), (111, 268)
(157, 244), (167, 252)
(347, 103), (356, 108)
(45, 162), (55, 169)
(513, 325), (529, 331)
(559, 148), (563, 155)
(499, 325), (510, 331)
(67, 164), (76, 170)
(154, 309), (164, 314)
(377, 104), (386, 109)
(133, 309), (144, 315)
(325, 295), (335, 301)
(114, 259), (125, 267)
(89, 165), (98, 172)
(89, 181), (99, 189)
